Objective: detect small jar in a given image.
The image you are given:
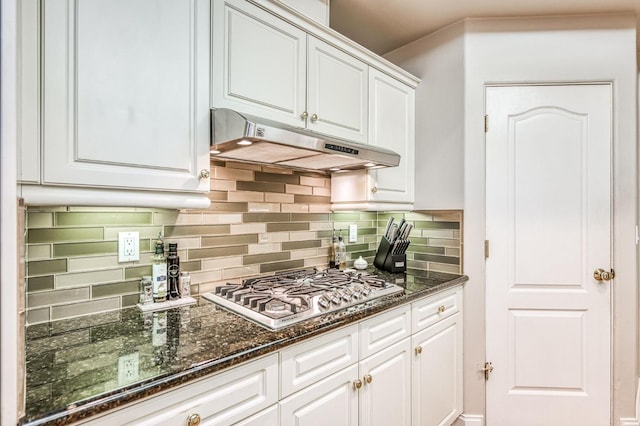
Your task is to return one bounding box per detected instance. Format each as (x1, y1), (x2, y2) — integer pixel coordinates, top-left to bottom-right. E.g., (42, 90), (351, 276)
(179, 272), (191, 297)
(354, 256), (368, 270)
(139, 276), (153, 305)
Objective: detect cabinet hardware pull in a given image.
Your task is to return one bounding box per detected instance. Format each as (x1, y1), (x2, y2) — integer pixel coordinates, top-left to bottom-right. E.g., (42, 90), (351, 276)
(310, 113), (318, 122)
(199, 169), (210, 179)
(300, 111), (308, 120)
(438, 305), (446, 313)
(187, 413), (201, 426)
(415, 346), (422, 355)
(371, 186), (378, 193)
(353, 379), (362, 389)
(364, 374), (372, 384)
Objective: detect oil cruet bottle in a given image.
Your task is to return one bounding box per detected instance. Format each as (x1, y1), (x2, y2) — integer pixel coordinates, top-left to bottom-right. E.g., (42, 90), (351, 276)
(167, 243), (180, 300)
(152, 238), (167, 302)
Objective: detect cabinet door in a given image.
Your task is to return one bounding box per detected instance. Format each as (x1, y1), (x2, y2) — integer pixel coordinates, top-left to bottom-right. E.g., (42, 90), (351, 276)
(307, 36), (368, 143)
(212, 0), (306, 127)
(42, 0), (210, 193)
(368, 68), (415, 203)
(359, 338), (411, 426)
(280, 364), (359, 426)
(412, 313), (463, 426)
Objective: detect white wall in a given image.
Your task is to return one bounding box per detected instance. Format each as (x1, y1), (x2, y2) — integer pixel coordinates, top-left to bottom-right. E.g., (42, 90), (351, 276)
(388, 14), (639, 422)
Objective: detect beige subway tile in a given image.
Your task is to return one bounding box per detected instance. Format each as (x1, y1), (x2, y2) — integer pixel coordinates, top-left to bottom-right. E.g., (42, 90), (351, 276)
(27, 244), (52, 261)
(281, 203), (309, 213)
(421, 229), (455, 239)
(294, 195), (330, 204)
(212, 166), (253, 181)
(445, 247), (460, 257)
(27, 287), (90, 308)
(237, 181), (285, 193)
(55, 269), (123, 289)
(202, 234), (257, 247)
(92, 281), (138, 298)
(427, 262), (461, 274)
(309, 204), (332, 213)
(51, 298), (120, 321)
(124, 265), (152, 280)
(260, 260), (304, 273)
(28, 259), (67, 276)
(259, 232), (290, 243)
(405, 212), (433, 221)
(265, 193), (294, 203)
(207, 202), (249, 213)
(197, 280), (225, 294)
(103, 226), (163, 240)
(431, 211), (463, 222)
(300, 176), (326, 187)
(53, 241), (117, 258)
(227, 191), (264, 202)
(255, 171), (299, 184)
(266, 222), (308, 232)
(285, 184), (313, 195)
(230, 223), (267, 234)
(165, 224), (230, 237)
(248, 242), (282, 255)
(211, 179), (237, 191)
(225, 161), (262, 171)
(189, 245), (248, 260)
(407, 259), (429, 270)
(261, 165), (294, 175)
(27, 212), (54, 228)
(202, 213), (243, 225)
(28, 228), (104, 244)
(309, 222), (333, 231)
(68, 255), (119, 272)
(283, 240), (321, 250)
(304, 256), (329, 268)
(190, 269), (223, 284)
(312, 186), (331, 197)
(201, 256), (243, 271)
(290, 248), (318, 260)
(289, 231), (317, 241)
(248, 203), (280, 213)
(164, 237), (201, 250)
(243, 252), (289, 266)
(453, 230), (461, 239)
(209, 191), (228, 202)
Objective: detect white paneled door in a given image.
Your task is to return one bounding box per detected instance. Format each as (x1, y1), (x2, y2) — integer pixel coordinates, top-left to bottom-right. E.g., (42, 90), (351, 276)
(485, 84), (612, 425)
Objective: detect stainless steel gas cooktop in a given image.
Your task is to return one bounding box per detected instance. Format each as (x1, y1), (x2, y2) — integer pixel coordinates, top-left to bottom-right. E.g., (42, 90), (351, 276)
(202, 268), (404, 330)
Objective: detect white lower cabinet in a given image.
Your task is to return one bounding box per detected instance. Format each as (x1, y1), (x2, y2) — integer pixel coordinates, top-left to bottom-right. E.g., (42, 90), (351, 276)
(235, 405), (279, 426)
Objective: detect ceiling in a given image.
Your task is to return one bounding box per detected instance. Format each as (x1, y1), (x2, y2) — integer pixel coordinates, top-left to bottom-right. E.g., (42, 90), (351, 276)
(329, 0), (640, 55)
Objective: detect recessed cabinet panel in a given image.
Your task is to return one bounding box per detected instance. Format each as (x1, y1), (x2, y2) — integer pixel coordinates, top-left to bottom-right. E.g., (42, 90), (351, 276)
(412, 287), (461, 333)
(213, 0), (306, 126)
(359, 304), (411, 359)
(42, 0), (210, 192)
(307, 36), (368, 142)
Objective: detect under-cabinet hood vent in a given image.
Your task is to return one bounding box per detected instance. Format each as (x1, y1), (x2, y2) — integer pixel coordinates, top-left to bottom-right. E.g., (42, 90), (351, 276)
(210, 108), (400, 172)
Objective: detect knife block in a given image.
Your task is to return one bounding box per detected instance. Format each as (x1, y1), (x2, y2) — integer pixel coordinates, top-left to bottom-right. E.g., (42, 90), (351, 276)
(373, 237), (406, 273)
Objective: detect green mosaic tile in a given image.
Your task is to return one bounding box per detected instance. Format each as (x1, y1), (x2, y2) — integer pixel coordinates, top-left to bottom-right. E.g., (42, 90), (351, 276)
(188, 245), (248, 260)
(27, 276), (55, 293)
(408, 237), (429, 245)
(201, 234), (258, 247)
(53, 241), (117, 258)
(164, 224), (230, 237)
(282, 240), (321, 250)
(121, 294), (140, 308)
(237, 181), (286, 193)
(413, 253), (460, 265)
(180, 260), (201, 272)
(27, 287), (90, 308)
(27, 228), (104, 244)
(51, 298), (120, 321)
(266, 222), (309, 232)
(317, 230), (333, 238)
(291, 213), (331, 222)
(243, 213), (290, 223)
(92, 281), (138, 298)
(28, 259), (68, 276)
(414, 221), (460, 230)
(345, 243), (369, 253)
(243, 252), (289, 265)
(357, 227), (377, 236)
(260, 260), (304, 273)
(348, 249), (376, 259)
(331, 213), (361, 221)
(55, 212), (153, 227)
(27, 212), (54, 228)
(124, 266), (152, 280)
(409, 245), (447, 254)
(293, 195), (330, 204)
(255, 172), (299, 184)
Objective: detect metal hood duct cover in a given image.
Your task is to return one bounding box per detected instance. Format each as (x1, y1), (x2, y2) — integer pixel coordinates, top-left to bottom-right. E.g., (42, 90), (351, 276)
(210, 108), (400, 172)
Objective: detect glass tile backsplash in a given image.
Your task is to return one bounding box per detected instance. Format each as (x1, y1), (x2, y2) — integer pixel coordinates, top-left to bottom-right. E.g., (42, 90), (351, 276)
(24, 161), (462, 324)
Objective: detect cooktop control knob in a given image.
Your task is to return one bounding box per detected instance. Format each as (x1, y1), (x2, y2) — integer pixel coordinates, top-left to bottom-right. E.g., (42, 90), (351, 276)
(329, 290), (342, 305)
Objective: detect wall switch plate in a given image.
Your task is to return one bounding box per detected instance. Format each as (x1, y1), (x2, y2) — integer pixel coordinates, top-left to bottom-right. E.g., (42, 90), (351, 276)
(118, 352), (139, 385)
(118, 231), (140, 262)
(349, 224), (357, 243)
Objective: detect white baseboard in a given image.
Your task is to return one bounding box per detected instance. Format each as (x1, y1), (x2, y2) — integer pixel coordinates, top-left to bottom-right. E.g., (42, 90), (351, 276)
(456, 413), (484, 426)
(620, 377), (640, 426)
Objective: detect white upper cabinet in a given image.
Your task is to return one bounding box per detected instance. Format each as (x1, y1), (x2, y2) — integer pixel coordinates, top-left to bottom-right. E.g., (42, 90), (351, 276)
(213, 0), (368, 143)
(27, 0), (211, 207)
(331, 69), (415, 210)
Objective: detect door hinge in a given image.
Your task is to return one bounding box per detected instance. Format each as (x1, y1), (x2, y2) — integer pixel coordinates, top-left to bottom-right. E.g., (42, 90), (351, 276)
(484, 115), (489, 132)
(483, 362), (494, 381)
(484, 240), (490, 258)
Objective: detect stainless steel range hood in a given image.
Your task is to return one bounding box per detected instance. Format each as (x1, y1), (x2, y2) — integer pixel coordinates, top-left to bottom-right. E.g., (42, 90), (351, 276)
(210, 108), (400, 172)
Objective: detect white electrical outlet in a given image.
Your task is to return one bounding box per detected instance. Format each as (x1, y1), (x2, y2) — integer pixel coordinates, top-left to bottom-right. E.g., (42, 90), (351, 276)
(118, 231), (140, 262)
(118, 352), (140, 385)
(349, 224), (357, 243)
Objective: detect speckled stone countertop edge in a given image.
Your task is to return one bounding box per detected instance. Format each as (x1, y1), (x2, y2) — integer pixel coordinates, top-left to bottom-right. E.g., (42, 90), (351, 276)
(22, 274), (468, 426)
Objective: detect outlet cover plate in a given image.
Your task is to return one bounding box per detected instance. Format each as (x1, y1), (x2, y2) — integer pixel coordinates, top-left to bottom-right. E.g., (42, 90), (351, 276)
(349, 224), (357, 243)
(118, 231), (140, 262)
(118, 352), (140, 385)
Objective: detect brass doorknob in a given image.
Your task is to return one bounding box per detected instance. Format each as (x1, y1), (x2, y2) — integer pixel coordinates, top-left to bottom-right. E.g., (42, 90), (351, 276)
(594, 268), (615, 281)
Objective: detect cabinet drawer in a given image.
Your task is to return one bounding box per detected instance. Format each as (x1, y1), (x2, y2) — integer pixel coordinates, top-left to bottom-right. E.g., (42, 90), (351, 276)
(280, 324), (358, 398)
(412, 286), (462, 333)
(359, 304), (411, 359)
(83, 353), (278, 426)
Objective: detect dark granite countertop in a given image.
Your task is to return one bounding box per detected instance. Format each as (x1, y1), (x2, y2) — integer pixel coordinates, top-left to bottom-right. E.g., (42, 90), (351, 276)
(22, 269), (468, 425)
